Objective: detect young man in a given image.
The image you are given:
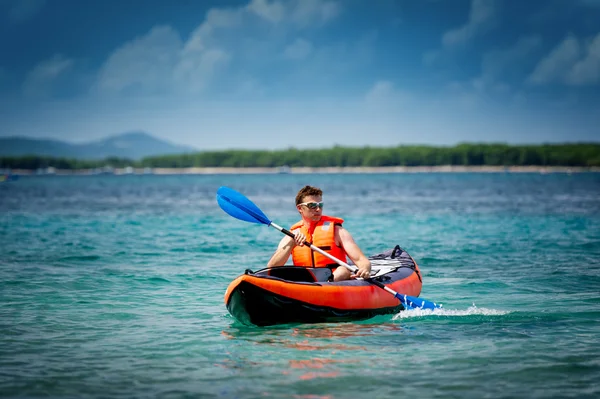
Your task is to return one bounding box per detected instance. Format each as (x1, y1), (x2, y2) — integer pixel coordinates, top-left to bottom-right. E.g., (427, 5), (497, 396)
(266, 185), (371, 281)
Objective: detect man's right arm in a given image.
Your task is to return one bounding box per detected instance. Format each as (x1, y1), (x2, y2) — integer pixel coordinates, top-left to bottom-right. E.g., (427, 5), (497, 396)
(267, 236), (295, 267)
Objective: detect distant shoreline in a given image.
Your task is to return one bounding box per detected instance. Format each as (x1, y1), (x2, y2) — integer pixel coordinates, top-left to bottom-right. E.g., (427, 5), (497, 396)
(7, 165), (600, 176)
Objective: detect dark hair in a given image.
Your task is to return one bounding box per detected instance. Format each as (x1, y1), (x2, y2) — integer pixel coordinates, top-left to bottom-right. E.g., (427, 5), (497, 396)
(295, 185), (323, 205)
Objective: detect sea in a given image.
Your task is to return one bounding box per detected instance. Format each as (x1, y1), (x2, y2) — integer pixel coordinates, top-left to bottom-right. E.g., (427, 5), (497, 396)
(1, 172), (599, 399)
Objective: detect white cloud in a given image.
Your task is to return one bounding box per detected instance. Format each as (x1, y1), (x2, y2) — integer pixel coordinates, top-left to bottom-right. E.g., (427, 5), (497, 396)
(527, 33), (600, 86)
(8, 0), (45, 22)
(283, 38), (313, 60)
(185, 7), (244, 53)
(175, 48), (231, 93)
(291, 0), (341, 26)
(442, 0), (496, 47)
(246, 0), (340, 26)
(365, 80), (394, 103)
(97, 26), (183, 94)
(96, 10), (241, 95)
(566, 33), (600, 85)
(528, 35), (580, 85)
(246, 0), (285, 23)
(22, 54), (73, 97)
(364, 80), (411, 108)
(424, 0), (496, 68)
(93, 0), (342, 96)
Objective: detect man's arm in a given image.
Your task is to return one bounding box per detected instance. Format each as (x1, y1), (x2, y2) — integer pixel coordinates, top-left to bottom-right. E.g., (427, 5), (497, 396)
(337, 226), (371, 278)
(267, 236), (294, 267)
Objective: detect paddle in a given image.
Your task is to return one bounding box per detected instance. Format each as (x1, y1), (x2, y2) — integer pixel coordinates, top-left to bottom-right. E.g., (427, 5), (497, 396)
(216, 186), (442, 310)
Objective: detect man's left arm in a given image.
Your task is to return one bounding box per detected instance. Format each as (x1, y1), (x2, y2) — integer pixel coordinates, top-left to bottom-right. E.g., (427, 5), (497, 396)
(337, 226), (371, 278)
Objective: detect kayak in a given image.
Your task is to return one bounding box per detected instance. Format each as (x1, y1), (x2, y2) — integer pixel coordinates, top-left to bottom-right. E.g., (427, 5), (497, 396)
(224, 245), (423, 326)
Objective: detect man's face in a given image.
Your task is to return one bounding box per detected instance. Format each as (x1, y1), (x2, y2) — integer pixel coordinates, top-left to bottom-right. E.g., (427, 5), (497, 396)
(297, 195), (323, 221)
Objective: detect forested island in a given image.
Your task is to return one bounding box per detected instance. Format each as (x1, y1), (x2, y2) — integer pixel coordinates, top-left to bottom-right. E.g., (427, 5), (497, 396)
(1, 143), (599, 171)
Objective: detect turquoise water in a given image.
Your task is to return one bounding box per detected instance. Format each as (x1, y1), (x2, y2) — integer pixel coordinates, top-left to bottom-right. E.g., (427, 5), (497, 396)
(1, 173), (599, 398)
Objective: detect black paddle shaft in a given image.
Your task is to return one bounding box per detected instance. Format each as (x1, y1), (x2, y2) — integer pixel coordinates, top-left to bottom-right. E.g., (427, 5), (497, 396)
(280, 226), (313, 248)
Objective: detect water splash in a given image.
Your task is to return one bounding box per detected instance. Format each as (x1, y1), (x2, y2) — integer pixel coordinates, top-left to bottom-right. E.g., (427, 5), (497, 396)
(392, 304), (509, 319)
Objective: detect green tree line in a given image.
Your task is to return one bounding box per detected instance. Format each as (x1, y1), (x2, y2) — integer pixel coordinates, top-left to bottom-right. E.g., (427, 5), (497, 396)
(2, 143), (600, 170)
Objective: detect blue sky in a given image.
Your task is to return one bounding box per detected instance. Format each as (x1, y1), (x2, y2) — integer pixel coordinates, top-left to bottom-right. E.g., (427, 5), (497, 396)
(0, 0), (599, 150)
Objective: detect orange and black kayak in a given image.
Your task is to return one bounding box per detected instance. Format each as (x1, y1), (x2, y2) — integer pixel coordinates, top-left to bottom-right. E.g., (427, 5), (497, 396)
(224, 245), (423, 326)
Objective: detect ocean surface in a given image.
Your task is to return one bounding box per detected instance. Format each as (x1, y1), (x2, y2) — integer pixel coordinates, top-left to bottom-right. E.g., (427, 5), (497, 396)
(1, 173), (599, 399)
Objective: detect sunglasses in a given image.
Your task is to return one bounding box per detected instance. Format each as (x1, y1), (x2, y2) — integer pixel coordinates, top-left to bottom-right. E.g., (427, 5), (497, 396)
(298, 201), (324, 210)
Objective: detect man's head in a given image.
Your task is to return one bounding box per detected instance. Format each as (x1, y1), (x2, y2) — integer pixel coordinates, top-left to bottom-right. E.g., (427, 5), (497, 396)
(295, 185), (324, 221)
(295, 185), (322, 205)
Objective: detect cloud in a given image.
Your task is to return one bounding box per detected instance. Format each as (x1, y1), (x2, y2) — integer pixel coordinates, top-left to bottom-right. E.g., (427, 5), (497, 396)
(184, 7), (244, 53)
(290, 0), (341, 26)
(283, 38), (313, 60)
(364, 80), (411, 108)
(246, 0), (340, 26)
(94, 0), (342, 97)
(528, 33), (600, 86)
(22, 54), (73, 97)
(7, 0), (45, 22)
(527, 35), (580, 85)
(442, 0), (496, 47)
(96, 26), (184, 94)
(246, 0), (285, 23)
(365, 80), (394, 103)
(96, 9), (240, 95)
(424, 0), (497, 68)
(566, 33), (600, 85)
(474, 35), (542, 91)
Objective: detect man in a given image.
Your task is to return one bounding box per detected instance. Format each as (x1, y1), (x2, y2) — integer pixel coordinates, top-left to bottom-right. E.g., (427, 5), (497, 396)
(267, 185), (371, 281)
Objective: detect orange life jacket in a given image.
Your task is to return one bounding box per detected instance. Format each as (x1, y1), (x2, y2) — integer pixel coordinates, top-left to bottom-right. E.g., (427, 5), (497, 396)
(290, 216), (347, 267)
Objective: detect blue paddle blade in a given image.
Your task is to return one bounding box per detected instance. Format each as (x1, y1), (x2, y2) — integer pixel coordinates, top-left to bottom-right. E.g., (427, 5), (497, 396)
(216, 186), (272, 226)
(400, 294), (442, 310)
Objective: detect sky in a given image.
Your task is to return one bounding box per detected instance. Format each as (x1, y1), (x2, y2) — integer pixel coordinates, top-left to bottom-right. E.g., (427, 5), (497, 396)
(0, 0), (599, 150)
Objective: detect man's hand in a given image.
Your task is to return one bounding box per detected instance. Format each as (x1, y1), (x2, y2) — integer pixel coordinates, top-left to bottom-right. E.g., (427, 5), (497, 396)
(351, 264), (371, 279)
(292, 230), (306, 247)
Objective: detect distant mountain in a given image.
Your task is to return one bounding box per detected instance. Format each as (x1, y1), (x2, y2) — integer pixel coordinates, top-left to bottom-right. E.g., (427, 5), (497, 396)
(0, 131), (197, 160)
